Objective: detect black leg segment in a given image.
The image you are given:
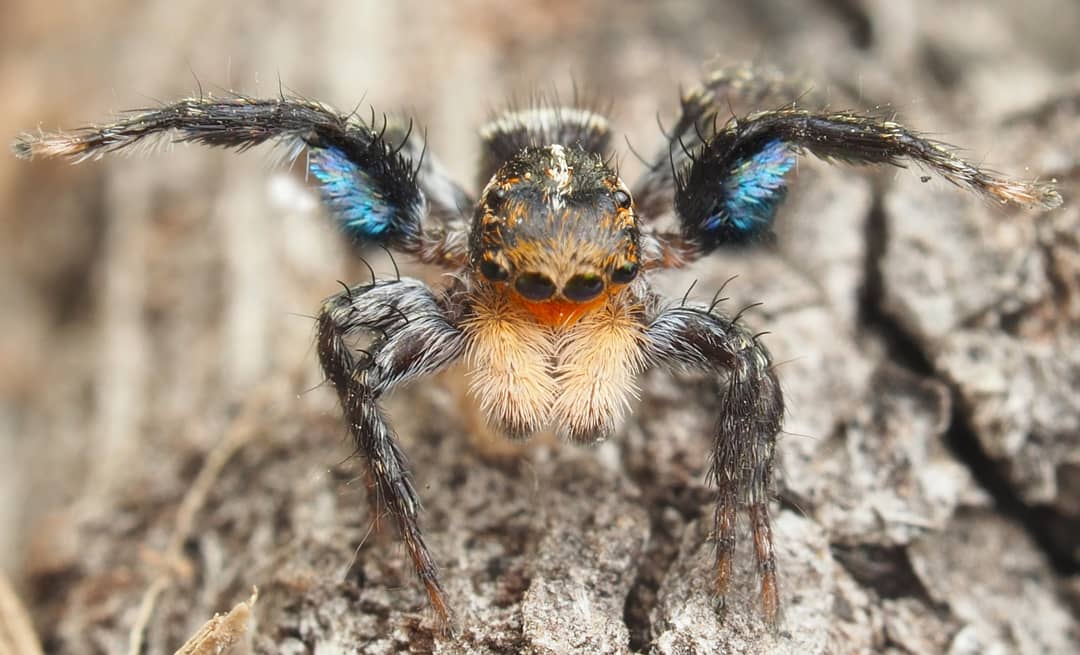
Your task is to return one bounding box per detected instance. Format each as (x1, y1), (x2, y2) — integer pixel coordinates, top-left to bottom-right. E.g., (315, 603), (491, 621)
(316, 277), (466, 626)
(644, 300), (784, 626)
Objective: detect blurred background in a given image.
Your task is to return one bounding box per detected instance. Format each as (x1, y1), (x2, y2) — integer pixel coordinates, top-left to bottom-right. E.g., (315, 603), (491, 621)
(2, 1), (1079, 653)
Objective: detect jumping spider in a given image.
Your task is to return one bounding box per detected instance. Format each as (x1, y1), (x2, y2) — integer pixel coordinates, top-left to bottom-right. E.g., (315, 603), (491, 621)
(13, 64), (1061, 631)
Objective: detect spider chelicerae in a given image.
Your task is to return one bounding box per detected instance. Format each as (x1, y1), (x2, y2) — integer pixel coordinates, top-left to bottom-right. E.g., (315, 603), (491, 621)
(13, 64), (1061, 631)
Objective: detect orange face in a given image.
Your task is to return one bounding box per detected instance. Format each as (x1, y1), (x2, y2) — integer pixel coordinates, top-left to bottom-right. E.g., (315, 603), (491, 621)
(514, 292), (611, 325)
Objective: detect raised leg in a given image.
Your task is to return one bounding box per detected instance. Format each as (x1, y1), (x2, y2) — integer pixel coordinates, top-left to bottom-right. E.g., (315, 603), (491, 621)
(13, 94), (473, 267)
(673, 108), (1061, 255)
(634, 69), (1061, 268)
(316, 277), (467, 625)
(634, 63), (813, 223)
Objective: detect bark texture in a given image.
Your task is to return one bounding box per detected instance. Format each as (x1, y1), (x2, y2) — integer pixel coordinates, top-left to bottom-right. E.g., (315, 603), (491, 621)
(2, 1), (1079, 653)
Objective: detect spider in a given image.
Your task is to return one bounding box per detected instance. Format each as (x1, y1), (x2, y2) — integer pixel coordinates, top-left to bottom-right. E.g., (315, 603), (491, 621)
(13, 64), (1061, 632)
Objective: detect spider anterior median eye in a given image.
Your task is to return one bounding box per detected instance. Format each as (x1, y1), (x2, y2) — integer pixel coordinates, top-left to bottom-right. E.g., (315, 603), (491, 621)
(611, 262), (639, 284)
(564, 273), (605, 302)
(514, 272), (557, 300)
(479, 259), (509, 281)
(613, 189), (632, 209)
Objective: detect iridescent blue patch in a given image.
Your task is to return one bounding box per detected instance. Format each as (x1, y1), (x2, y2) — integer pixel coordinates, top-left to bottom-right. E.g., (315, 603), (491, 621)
(703, 139), (796, 239)
(308, 146), (394, 239)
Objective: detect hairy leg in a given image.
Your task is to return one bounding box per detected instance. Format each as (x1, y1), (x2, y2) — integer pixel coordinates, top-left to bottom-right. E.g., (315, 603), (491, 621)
(644, 297), (784, 626)
(13, 94), (471, 266)
(634, 63), (814, 223)
(634, 68), (1060, 269)
(317, 277), (467, 625)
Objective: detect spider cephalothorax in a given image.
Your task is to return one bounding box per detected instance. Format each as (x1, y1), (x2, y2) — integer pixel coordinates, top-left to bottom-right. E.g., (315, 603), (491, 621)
(471, 143), (641, 323)
(13, 64), (1062, 633)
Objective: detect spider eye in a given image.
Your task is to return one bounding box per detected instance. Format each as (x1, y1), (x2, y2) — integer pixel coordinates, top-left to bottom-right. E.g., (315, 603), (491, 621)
(611, 261), (639, 284)
(613, 189), (632, 209)
(563, 273), (605, 302)
(514, 272), (557, 301)
(479, 259), (509, 282)
(487, 187), (508, 214)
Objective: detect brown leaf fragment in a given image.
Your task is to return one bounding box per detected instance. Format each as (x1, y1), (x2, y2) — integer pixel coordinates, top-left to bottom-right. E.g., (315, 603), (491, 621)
(173, 588), (258, 655)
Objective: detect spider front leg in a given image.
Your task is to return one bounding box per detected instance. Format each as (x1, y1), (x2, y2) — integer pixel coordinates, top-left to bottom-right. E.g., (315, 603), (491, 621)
(12, 93), (474, 267)
(644, 302), (784, 626)
(636, 100), (1061, 270)
(673, 108), (1061, 258)
(634, 63), (814, 224)
(317, 277), (467, 626)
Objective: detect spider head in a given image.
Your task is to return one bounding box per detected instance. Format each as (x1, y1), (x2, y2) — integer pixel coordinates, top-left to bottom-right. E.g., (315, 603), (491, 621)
(469, 145), (641, 324)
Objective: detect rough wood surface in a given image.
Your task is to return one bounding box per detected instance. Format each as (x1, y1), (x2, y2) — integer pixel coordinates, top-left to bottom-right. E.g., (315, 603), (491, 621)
(2, 1), (1079, 653)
